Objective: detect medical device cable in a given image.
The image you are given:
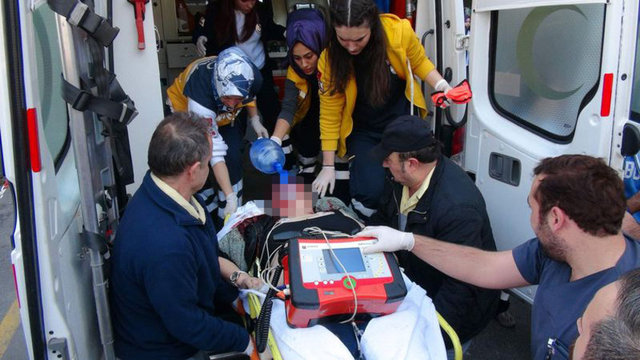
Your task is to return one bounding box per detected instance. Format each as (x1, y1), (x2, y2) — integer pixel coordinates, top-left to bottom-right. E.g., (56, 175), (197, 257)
(255, 266), (283, 353)
(303, 227), (359, 324)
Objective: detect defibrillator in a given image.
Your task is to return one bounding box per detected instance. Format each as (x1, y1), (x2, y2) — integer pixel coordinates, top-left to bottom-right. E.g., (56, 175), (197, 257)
(282, 236), (407, 328)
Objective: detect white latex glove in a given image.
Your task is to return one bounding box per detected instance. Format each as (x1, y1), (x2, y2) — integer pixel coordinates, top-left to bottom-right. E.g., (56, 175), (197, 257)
(357, 226), (415, 254)
(223, 192), (238, 217)
(249, 115), (269, 138)
(434, 79), (453, 94)
(270, 135), (282, 146)
(312, 166), (335, 198)
(196, 36), (208, 57)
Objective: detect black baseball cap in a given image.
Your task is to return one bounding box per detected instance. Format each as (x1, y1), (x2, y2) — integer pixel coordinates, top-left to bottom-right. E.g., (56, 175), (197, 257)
(370, 115), (437, 163)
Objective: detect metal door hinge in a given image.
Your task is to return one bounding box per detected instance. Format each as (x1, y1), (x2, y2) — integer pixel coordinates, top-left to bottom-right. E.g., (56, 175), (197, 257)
(456, 34), (470, 51)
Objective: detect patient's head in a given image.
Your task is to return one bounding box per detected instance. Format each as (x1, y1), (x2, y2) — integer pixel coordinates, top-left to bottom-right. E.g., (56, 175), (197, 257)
(267, 175), (316, 218)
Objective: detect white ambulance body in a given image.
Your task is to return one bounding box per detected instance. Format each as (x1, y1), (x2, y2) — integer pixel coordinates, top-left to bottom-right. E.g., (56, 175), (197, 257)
(0, 0), (638, 358)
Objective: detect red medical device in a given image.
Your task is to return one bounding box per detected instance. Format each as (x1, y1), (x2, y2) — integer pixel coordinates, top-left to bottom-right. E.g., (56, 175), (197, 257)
(282, 237), (406, 328)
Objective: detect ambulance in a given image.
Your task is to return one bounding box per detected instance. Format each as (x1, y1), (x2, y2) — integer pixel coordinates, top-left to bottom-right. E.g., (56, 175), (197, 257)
(0, 0), (638, 358)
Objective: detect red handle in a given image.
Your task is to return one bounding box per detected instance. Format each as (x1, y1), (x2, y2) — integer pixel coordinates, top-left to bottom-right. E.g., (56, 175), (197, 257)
(134, 1), (146, 50)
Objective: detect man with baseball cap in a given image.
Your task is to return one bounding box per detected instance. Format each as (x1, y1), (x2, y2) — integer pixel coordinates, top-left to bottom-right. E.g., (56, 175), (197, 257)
(367, 115), (499, 358)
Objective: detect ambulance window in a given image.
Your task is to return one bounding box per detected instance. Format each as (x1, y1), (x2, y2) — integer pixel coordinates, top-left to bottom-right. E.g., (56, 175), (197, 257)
(631, 20), (640, 122)
(489, 5), (605, 142)
(33, 4), (71, 170)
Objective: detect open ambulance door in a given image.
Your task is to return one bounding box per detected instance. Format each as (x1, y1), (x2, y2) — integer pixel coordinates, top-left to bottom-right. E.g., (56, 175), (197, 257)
(3, 1), (162, 359)
(462, 0), (635, 302)
(414, 0), (468, 155)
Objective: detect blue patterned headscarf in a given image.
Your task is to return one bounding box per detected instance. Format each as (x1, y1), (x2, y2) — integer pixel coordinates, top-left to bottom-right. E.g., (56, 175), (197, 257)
(213, 47), (263, 104)
(286, 9), (327, 80)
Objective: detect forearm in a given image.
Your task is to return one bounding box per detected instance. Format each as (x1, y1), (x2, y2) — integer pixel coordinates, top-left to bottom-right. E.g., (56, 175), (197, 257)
(321, 151), (335, 166)
(212, 162), (233, 196)
(219, 256), (240, 281)
(627, 191), (640, 213)
(246, 105), (258, 118)
(272, 118), (291, 140)
(411, 234), (527, 289)
(424, 69), (446, 90)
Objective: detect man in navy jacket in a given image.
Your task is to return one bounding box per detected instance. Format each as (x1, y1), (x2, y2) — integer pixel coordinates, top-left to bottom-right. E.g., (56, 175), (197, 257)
(111, 112), (261, 360)
(366, 115), (498, 355)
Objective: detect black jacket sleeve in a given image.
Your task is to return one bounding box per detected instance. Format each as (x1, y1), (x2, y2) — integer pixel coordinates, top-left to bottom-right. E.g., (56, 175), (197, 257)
(430, 205), (498, 346)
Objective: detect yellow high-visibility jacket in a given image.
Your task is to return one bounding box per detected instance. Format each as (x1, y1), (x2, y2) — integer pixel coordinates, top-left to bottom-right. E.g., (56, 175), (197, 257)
(318, 14), (435, 157)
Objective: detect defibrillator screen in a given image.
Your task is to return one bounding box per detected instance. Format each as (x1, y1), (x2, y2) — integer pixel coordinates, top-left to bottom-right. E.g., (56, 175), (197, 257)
(322, 248), (366, 274)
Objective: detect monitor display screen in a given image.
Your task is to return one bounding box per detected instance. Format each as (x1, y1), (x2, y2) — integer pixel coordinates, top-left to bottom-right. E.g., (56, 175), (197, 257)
(322, 248), (366, 274)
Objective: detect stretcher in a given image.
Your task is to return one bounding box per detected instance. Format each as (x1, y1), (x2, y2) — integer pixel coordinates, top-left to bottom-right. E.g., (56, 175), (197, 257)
(238, 272), (461, 360)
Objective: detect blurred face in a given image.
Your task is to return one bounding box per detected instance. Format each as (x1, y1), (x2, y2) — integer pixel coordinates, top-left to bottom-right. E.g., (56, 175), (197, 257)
(572, 282), (618, 359)
(272, 182), (314, 218)
(335, 24), (371, 55)
(234, 0), (256, 14)
(292, 42), (319, 76)
(221, 95), (243, 108)
(383, 152), (409, 185)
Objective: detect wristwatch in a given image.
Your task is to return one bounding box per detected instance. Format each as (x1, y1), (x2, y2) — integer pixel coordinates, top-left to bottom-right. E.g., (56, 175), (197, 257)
(230, 270), (246, 287)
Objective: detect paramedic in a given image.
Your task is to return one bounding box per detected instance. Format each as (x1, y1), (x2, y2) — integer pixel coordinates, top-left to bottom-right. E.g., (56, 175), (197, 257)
(359, 154), (640, 359)
(269, 9), (338, 190)
(367, 115), (498, 356)
(312, 0), (453, 219)
(197, 0), (284, 133)
(111, 112), (262, 360)
(572, 268), (640, 360)
(167, 47), (262, 226)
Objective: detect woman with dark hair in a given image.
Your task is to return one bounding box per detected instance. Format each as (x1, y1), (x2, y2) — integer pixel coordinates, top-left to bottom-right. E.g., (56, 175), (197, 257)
(312, 0), (452, 218)
(269, 9), (333, 185)
(196, 0), (285, 135)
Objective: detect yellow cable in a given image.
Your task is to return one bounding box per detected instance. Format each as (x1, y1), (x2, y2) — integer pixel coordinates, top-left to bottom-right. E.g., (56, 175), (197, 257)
(437, 311), (463, 360)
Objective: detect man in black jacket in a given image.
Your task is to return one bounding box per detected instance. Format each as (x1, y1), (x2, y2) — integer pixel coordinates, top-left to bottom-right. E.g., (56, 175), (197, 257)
(367, 115), (498, 357)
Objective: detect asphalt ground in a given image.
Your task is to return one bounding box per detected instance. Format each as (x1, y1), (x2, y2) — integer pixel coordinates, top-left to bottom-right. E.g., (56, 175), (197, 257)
(0, 181), (28, 360)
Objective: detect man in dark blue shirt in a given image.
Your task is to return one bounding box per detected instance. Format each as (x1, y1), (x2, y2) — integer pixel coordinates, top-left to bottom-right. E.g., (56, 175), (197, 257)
(359, 154), (640, 359)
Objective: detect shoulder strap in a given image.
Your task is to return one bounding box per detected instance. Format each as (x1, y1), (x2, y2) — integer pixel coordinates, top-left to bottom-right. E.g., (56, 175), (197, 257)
(47, 0), (119, 47)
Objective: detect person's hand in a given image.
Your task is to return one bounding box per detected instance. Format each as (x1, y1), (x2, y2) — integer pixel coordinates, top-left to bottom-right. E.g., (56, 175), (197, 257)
(357, 226), (415, 254)
(312, 166), (335, 198)
(432, 79), (453, 109)
(249, 115), (269, 138)
(223, 192), (238, 216)
(434, 79), (453, 93)
(236, 273), (264, 290)
(196, 36), (208, 57)
(270, 135), (282, 146)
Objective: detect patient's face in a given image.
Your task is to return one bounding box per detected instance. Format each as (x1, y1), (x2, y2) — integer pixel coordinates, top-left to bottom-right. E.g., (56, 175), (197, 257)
(270, 178), (314, 218)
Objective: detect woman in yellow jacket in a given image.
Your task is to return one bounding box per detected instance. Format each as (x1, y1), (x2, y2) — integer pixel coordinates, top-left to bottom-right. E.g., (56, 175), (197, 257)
(312, 0), (452, 218)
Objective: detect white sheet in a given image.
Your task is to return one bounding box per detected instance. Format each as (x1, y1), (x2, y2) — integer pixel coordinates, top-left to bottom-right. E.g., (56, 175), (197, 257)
(239, 275), (447, 360)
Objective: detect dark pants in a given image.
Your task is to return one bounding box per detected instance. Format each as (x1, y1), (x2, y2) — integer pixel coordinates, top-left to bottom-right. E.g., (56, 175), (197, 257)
(257, 64), (280, 134)
(219, 118), (246, 187)
(347, 130), (386, 218)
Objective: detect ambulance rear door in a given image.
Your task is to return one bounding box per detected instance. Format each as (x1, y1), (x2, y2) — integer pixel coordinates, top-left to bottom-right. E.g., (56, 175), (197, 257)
(3, 0), (163, 359)
(463, 0), (626, 302)
(414, 0), (468, 150)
